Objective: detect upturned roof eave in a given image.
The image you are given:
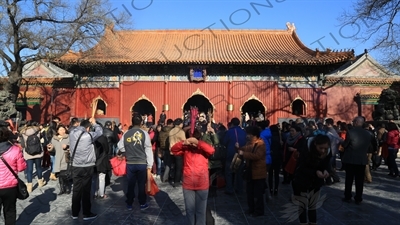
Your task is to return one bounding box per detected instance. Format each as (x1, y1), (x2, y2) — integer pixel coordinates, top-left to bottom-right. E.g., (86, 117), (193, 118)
(57, 25), (354, 67)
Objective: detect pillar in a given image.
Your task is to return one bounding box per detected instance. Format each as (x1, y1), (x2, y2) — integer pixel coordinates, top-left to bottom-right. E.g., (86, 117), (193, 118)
(227, 81), (233, 124)
(119, 82), (124, 124)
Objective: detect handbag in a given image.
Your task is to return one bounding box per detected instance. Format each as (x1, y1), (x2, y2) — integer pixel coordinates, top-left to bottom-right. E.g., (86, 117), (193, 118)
(372, 154), (382, 168)
(229, 129), (242, 172)
(65, 131), (85, 180)
(0, 152), (29, 200)
(230, 153), (242, 173)
(64, 150), (71, 163)
(110, 156), (127, 176)
(284, 150), (299, 175)
(146, 170), (159, 196)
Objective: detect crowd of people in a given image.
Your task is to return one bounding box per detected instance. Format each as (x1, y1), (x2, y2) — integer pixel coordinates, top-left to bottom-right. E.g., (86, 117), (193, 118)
(0, 110), (398, 225)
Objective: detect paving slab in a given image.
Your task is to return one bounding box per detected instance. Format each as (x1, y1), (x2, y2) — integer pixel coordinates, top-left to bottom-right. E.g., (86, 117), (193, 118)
(1, 159), (400, 225)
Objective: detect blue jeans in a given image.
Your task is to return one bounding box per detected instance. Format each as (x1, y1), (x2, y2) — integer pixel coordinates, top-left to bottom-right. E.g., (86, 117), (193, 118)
(330, 153), (337, 169)
(50, 155), (55, 173)
(224, 159), (244, 194)
(183, 189), (208, 225)
(91, 173), (97, 197)
(26, 158), (43, 183)
(156, 155), (162, 175)
(126, 164), (147, 206)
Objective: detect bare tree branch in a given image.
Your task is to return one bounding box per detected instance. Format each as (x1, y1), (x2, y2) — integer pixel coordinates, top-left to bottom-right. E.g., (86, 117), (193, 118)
(340, 0), (400, 72)
(0, 0), (130, 119)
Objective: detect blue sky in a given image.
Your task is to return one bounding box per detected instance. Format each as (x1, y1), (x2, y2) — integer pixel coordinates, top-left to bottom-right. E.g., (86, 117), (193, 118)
(111, 0), (379, 59)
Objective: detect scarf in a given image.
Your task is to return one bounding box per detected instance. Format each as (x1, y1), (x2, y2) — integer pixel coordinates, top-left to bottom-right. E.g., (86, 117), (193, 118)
(286, 132), (301, 146)
(53, 134), (69, 141)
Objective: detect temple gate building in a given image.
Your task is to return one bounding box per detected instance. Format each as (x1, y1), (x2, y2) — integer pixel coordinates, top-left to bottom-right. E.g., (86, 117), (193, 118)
(8, 23), (399, 125)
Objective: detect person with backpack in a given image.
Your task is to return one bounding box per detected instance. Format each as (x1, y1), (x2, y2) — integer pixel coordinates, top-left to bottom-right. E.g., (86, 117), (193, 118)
(20, 121), (46, 193)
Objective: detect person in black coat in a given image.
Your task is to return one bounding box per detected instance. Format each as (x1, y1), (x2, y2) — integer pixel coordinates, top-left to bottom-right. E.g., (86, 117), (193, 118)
(103, 121), (118, 158)
(342, 116), (370, 204)
(268, 125), (283, 196)
(282, 126), (306, 184)
(94, 135), (112, 199)
(292, 134), (331, 225)
(159, 110), (167, 125)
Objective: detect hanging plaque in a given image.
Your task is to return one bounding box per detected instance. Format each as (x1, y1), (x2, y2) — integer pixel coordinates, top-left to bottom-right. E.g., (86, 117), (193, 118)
(189, 67), (207, 82)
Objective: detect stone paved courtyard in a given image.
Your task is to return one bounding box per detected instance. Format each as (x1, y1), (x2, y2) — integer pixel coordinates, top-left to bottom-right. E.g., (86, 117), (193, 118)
(3, 160), (400, 225)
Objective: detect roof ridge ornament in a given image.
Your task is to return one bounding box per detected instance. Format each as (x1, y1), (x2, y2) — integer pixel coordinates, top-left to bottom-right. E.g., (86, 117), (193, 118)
(286, 22), (296, 32)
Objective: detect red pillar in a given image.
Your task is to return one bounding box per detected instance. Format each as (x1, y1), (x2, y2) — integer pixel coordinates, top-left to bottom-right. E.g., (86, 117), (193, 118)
(164, 81), (168, 110)
(119, 82), (124, 124)
(227, 81), (233, 124)
(75, 88), (79, 117)
(273, 82), (278, 124)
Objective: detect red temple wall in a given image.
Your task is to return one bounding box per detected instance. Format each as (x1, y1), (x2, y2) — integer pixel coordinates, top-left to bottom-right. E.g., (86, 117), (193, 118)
(22, 86), (76, 124)
(116, 81), (325, 126)
(362, 105), (375, 121)
(166, 82), (229, 124)
(21, 81), (386, 127)
(229, 81), (277, 124)
(324, 86), (384, 123)
(75, 88), (121, 119)
(120, 82), (165, 126)
(275, 88), (327, 122)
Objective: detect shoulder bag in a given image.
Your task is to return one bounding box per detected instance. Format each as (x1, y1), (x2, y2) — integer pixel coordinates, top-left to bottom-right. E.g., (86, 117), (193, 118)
(65, 131), (85, 179)
(0, 150), (29, 200)
(230, 129), (241, 172)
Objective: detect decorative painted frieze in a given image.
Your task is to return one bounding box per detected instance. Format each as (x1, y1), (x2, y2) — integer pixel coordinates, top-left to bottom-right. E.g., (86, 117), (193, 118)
(73, 74), (319, 88)
(78, 76), (120, 88)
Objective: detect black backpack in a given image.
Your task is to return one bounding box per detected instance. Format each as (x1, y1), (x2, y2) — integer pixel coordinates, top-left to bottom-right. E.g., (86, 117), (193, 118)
(25, 131), (42, 156)
(208, 132), (227, 161)
(209, 144), (227, 161)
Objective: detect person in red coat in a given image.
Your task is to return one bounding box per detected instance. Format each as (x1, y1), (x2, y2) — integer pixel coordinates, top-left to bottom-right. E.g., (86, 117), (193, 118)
(386, 122), (399, 177)
(0, 126), (27, 224)
(171, 128), (214, 225)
